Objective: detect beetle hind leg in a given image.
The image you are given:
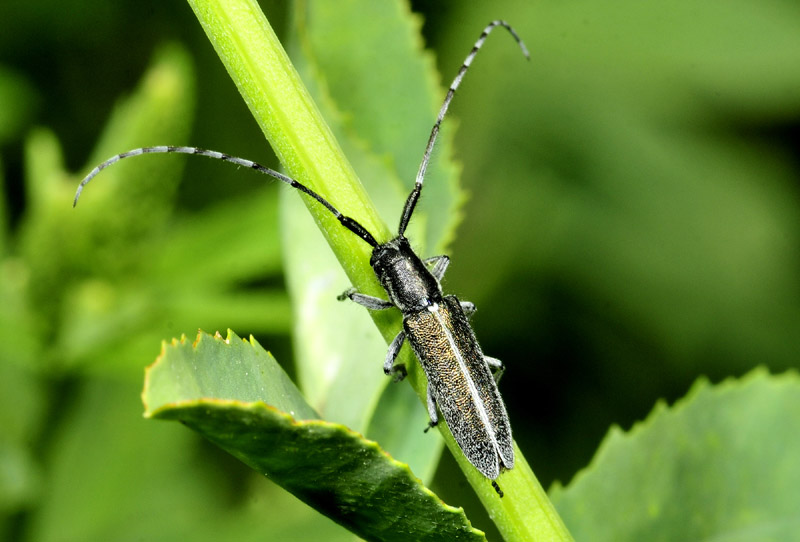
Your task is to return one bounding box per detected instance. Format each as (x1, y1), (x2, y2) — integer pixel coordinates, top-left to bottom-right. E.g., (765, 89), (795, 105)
(423, 387), (439, 433)
(491, 480), (504, 498)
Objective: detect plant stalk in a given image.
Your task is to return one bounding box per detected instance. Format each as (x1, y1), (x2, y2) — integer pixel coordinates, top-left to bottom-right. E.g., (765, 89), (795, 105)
(186, 0), (573, 540)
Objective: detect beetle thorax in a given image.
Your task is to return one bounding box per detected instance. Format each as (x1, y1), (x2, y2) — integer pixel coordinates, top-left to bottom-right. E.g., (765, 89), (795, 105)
(370, 236), (442, 312)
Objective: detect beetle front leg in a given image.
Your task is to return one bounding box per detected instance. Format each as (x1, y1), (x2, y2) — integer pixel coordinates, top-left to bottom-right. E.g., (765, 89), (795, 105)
(460, 300), (476, 317)
(423, 255), (450, 281)
(337, 287), (394, 310)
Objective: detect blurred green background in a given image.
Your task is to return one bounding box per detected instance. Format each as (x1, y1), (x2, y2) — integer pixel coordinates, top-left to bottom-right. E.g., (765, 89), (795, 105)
(1, 0), (799, 540)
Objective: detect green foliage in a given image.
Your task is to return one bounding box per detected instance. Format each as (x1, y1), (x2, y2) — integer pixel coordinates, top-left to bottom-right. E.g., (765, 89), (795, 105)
(0, 25), (310, 542)
(551, 369), (800, 541)
(179, 3), (566, 539)
(1, 0), (799, 540)
(145, 330), (486, 542)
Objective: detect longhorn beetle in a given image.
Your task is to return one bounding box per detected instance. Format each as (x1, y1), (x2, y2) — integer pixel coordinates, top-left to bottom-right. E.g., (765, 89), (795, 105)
(74, 21), (529, 497)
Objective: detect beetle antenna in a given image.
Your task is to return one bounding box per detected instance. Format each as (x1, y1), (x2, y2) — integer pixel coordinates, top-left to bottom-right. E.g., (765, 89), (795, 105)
(73, 146), (379, 247)
(397, 20), (529, 235)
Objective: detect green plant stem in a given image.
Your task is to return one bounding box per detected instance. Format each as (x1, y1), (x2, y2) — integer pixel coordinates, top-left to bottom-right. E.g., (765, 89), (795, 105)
(186, 0), (391, 292)
(186, 0), (573, 540)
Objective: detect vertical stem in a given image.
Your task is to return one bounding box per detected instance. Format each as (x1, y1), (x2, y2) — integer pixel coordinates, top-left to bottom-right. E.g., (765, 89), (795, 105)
(186, 0), (391, 291)
(185, 1), (574, 540)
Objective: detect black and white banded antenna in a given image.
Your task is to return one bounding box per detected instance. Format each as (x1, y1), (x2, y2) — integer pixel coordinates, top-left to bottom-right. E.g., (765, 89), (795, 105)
(74, 22), (530, 496)
(73, 20), (528, 246)
(396, 20), (529, 236)
(73, 146), (379, 248)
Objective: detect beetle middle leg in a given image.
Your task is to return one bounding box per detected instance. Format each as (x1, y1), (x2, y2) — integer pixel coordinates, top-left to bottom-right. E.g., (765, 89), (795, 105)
(485, 356), (506, 383)
(337, 287), (394, 310)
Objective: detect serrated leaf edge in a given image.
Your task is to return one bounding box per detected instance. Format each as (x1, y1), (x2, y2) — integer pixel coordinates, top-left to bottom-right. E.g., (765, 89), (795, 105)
(146, 395), (477, 521)
(553, 366), (799, 494)
(141, 329), (481, 533)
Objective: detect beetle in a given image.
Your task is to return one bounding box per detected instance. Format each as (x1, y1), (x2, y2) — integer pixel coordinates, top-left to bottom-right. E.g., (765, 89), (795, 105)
(74, 20), (529, 496)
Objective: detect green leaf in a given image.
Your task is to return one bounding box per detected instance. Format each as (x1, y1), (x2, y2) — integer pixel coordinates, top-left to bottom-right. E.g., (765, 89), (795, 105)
(16, 44), (196, 359)
(0, 362), (45, 515)
(82, 43), (196, 221)
(0, 66), (39, 146)
(29, 373), (349, 542)
(52, 49), (293, 376)
(291, 0), (463, 254)
(144, 330), (487, 542)
(67, 43), (196, 266)
(143, 188), (284, 286)
(0, 255), (40, 371)
(144, 330), (316, 419)
(441, 1), (800, 372)
(0, 155), (7, 256)
(550, 368), (800, 541)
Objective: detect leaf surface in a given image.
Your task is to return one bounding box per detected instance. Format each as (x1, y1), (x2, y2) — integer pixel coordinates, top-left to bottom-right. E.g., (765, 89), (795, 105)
(550, 369), (800, 541)
(143, 330), (487, 542)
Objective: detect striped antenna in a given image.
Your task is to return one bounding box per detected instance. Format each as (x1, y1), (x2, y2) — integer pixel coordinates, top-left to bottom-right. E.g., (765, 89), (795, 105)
(397, 20), (529, 235)
(73, 146), (379, 247)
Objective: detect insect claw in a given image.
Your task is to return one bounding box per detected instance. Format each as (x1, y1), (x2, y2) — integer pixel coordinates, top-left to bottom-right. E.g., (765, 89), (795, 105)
(386, 364), (407, 382)
(336, 288), (356, 301)
(491, 480), (504, 498)
(423, 420), (438, 433)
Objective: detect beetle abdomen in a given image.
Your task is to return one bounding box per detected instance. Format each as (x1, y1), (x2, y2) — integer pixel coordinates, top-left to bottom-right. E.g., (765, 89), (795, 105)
(404, 295), (514, 479)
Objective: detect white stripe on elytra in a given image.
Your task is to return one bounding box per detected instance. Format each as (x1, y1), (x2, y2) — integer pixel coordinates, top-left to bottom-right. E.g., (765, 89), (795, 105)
(428, 303), (498, 453)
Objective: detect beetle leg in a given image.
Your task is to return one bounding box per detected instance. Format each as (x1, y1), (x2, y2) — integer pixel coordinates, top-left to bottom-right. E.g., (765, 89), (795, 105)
(423, 255), (450, 281)
(485, 356), (505, 383)
(491, 481), (504, 498)
(423, 387), (439, 433)
(460, 300), (476, 317)
(384, 330), (407, 381)
(337, 288), (394, 310)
